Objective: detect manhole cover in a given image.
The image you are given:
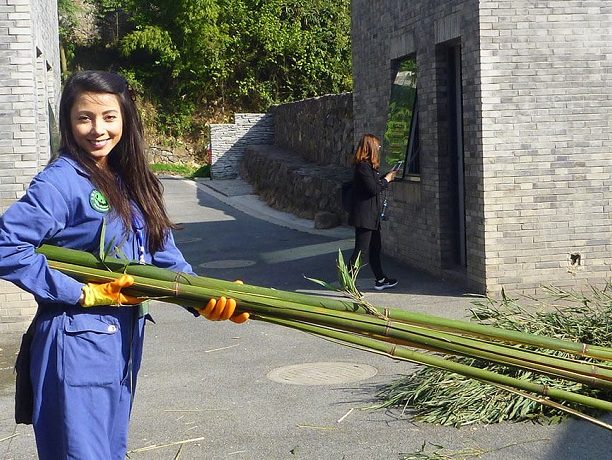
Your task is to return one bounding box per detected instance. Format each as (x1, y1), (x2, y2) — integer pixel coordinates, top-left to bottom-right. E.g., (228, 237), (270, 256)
(199, 259), (256, 269)
(267, 362), (378, 385)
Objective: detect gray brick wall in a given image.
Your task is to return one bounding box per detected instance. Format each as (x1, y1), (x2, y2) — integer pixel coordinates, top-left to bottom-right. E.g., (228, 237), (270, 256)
(209, 113), (274, 179)
(0, 0), (61, 331)
(352, 1), (611, 296)
(478, 1), (612, 295)
(352, 0), (482, 289)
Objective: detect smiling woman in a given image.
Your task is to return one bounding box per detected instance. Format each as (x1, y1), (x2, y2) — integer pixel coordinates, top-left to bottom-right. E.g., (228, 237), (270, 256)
(70, 91), (123, 166)
(0, 70), (248, 460)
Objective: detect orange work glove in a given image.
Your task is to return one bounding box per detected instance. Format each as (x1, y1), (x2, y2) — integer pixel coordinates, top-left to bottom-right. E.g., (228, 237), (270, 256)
(81, 275), (142, 307)
(196, 280), (249, 324)
(197, 297), (249, 324)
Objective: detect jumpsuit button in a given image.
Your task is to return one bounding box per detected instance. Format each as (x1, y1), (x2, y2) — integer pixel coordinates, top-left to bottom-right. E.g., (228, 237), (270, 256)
(107, 324), (117, 333)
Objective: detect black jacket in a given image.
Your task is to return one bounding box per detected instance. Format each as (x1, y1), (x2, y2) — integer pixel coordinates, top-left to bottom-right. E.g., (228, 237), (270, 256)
(348, 161), (389, 230)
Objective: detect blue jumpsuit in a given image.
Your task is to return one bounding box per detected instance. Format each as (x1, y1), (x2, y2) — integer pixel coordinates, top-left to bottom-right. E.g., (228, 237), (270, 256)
(0, 155), (193, 459)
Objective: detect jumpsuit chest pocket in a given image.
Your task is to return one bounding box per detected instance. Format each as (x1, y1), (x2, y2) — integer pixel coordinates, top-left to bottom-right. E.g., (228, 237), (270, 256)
(62, 315), (122, 387)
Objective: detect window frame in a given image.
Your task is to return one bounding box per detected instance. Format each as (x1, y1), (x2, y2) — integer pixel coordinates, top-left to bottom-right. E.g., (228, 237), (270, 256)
(382, 56), (420, 182)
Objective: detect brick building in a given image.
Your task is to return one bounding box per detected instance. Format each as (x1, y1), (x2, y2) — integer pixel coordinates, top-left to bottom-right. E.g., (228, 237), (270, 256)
(0, 0), (61, 331)
(351, 1), (611, 296)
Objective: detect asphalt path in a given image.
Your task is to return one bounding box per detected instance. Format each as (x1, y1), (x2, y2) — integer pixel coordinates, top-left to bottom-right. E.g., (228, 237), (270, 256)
(0, 177), (610, 459)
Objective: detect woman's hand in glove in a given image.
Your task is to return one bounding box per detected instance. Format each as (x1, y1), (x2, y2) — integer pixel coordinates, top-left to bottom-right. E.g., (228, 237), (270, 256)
(80, 275), (142, 307)
(197, 288), (249, 324)
(197, 297), (249, 324)
(197, 280), (249, 324)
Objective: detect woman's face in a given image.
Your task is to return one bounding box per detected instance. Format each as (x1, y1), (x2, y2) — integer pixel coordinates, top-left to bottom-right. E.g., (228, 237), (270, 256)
(70, 91), (123, 167)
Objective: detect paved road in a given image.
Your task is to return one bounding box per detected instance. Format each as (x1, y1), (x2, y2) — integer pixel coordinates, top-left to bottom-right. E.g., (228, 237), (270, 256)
(0, 177), (610, 459)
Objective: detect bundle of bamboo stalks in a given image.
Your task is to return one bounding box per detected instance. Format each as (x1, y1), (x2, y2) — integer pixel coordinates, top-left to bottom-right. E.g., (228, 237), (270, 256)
(36, 245), (612, 428)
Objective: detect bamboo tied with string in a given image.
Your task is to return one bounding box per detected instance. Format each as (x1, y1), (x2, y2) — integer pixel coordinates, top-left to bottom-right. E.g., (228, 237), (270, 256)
(36, 245), (612, 429)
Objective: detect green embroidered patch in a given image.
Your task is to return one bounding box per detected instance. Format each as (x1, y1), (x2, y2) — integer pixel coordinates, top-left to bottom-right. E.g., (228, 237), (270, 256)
(89, 190), (110, 213)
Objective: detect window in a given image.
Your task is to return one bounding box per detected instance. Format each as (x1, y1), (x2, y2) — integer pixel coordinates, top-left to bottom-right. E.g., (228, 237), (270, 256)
(382, 56), (419, 179)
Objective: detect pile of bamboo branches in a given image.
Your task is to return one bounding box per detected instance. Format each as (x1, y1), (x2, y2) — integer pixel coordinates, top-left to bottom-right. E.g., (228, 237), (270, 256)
(37, 245), (612, 429)
(377, 287), (612, 427)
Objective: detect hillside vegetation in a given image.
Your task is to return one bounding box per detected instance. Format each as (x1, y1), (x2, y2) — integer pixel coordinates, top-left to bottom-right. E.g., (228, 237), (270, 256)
(59, 0), (352, 160)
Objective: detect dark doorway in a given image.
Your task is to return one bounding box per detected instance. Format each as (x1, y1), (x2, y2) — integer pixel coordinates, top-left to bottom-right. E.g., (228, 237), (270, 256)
(447, 44), (466, 267)
(439, 43), (467, 269)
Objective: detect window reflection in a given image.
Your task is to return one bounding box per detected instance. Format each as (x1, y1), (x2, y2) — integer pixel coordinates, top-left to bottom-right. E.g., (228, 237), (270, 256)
(383, 56), (419, 179)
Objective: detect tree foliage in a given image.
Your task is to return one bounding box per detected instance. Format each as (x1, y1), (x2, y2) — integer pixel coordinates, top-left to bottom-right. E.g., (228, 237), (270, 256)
(58, 0), (98, 73)
(65, 0), (352, 142)
(219, 0), (352, 109)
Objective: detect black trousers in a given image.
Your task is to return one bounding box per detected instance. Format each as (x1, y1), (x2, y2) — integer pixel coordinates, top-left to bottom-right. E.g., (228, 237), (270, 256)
(349, 227), (384, 280)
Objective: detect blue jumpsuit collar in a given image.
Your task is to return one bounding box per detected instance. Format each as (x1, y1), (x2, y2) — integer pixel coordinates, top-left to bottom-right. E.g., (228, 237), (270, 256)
(54, 154), (91, 179)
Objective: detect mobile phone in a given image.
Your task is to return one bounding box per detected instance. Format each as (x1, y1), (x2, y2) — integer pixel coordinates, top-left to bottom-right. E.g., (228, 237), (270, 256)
(391, 161), (404, 172)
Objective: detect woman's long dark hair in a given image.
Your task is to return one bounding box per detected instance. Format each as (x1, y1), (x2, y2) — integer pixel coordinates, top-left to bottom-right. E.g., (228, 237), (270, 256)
(58, 70), (176, 253)
(353, 134), (381, 169)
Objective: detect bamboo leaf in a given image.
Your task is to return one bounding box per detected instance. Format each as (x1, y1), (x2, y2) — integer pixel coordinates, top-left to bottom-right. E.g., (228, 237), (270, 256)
(303, 276), (339, 293)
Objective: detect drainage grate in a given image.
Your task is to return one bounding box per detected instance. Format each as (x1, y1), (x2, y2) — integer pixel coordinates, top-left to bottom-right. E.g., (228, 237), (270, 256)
(267, 362), (378, 385)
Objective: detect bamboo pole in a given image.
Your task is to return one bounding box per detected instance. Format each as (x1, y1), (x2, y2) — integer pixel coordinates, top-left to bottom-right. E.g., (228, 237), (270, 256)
(236, 303), (612, 389)
(36, 244), (612, 425)
(39, 250), (612, 416)
(45, 259), (612, 389)
(257, 315), (612, 414)
(37, 244), (612, 361)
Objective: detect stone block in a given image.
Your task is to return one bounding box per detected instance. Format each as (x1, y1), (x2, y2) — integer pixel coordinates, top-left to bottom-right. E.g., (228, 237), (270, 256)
(314, 211), (341, 229)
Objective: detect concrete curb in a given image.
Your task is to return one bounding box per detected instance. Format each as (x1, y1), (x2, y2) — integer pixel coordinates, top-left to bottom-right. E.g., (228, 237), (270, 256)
(193, 178), (354, 239)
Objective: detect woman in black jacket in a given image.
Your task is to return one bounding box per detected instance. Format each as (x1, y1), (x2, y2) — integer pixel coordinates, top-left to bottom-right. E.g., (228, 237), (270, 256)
(348, 134), (398, 290)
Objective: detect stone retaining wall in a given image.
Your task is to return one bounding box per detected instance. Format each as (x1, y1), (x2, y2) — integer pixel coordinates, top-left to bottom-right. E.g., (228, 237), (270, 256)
(240, 145), (353, 228)
(147, 145), (194, 165)
(209, 113), (274, 179)
(273, 93), (354, 167)
(239, 94), (355, 228)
